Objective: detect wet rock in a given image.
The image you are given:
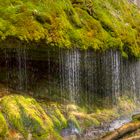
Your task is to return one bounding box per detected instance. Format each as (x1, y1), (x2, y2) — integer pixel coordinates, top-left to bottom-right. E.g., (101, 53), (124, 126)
(0, 95), (60, 139)
(61, 128), (80, 137)
(63, 135), (77, 140)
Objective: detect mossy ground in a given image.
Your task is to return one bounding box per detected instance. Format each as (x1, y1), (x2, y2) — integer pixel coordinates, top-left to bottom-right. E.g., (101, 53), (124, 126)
(0, 95), (62, 140)
(0, 85), (137, 139)
(40, 102), (67, 132)
(0, 0), (140, 57)
(0, 112), (8, 138)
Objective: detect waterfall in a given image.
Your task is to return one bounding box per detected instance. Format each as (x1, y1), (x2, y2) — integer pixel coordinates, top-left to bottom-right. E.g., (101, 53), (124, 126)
(63, 49), (80, 103)
(95, 50), (121, 105)
(110, 50), (120, 104)
(3, 47), (28, 91)
(1, 47), (140, 106)
(59, 48), (66, 99)
(81, 50), (97, 104)
(16, 47), (27, 91)
(17, 48), (22, 90)
(4, 49), (10, 91)
(23, 47), (28, 91)
(136, 61), (140, 99)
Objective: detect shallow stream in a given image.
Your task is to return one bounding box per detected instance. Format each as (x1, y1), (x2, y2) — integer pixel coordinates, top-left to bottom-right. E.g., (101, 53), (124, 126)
(62, 111), (140, 140)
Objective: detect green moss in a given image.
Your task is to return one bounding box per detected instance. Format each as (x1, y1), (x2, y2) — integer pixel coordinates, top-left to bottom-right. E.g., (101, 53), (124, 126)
(0, 93), (137, 138)
(91, 109), (119, 122)
(67, 114), (81, 131)
(0, 95), (61, 139)
(66, 104), (100, 130)
(0, 0), (140, 57)
(0, 112), (8, 138)
(117, 95), (136, 115)
(69, 112), (100, 129)
(64, 95), (137, 130)
(40, 102), (67, 132)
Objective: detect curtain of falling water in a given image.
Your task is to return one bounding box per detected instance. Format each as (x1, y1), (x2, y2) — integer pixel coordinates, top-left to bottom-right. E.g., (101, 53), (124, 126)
(4, 47), (28, 92)
(16, 47), (28, 91)
(136, 61), (140, 99)
(62, 49), (81, 103)
(17, 47), (22, 90)
(24, 47), (28, 91)
(81, 50), (97, 104)
(89, 50), (121, 106)
(1, 47), (140, 107)
(111, 50), (120, 104)
(59, 48), (66, 99)
(47, 48), (51, 95)
(120, 57), (139, 101)
(4, 49), (10, 91)
(113, 51), (120, 99)
(59, 49), (140, 106)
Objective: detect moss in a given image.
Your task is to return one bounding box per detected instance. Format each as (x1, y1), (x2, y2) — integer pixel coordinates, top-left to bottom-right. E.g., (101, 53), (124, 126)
(40, 102), (67, 132)
(67, 114), (81, 130)
(66, 104), (100, 130)
(91, 109), (119, 122)
(0, 95), (61, 140)
(0, 112), (8, 138)
(69, 112), (100, 129)
(0, 0), (140, 57)
(64, 95), (137, 131)
(0, 93), (137, 139)
(117, 95), (136, 115)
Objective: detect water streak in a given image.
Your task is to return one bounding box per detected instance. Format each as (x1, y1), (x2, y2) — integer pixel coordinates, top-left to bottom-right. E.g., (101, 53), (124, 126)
(0, 48), (140, 106)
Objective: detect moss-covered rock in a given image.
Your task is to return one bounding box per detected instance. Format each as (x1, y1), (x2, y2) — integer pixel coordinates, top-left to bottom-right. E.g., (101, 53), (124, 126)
(40, 102), (67, 132)
(90, 109), (119, 122)
(65, 104), (100, 130)
(0, 0), (140, 57)
(0, 112), (8, 138)
(68, 111), (101, 130)
(117, 95), (136, 115)
(67, 114), (81, 131)
(0, 95), (61, 140)
(0, 93), (137, 139)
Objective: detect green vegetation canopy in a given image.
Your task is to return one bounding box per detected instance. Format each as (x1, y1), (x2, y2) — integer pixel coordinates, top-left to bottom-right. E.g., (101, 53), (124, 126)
(0, 0), (140, 57)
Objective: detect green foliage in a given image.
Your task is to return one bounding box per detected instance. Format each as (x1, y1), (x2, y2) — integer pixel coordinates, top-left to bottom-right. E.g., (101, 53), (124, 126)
(0, 0), (140, 57)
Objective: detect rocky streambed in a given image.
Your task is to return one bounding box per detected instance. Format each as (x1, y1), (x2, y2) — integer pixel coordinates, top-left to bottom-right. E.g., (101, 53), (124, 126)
(62, 111), (140, 140)
(82, 117), (131, 140)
